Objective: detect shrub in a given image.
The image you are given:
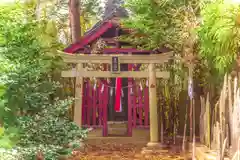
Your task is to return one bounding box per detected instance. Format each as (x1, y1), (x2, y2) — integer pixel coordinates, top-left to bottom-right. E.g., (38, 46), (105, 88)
(0, 148), (19, 160)
(0, 3), (88, 160)
(15, 99), (88, 160)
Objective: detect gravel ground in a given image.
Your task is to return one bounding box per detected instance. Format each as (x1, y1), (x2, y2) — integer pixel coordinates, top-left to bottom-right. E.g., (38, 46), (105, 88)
(68, 137), (191, 160)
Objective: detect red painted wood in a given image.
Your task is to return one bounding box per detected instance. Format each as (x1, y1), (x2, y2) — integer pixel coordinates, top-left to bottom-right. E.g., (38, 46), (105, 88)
(95, 85), (99, 126)
(95, 86), (99, 126)
(84, 81), (89, 125)
(92, 84), (97, 126)
(81, 82), (84, 125)
(82, 81), (86, 125)
(133, 81), (137, 128)
(64, 44), (81, 53)
(103, 48), (151, 54)
(128, 64), (133, 136)
(81, 76), (150, 131)
(64, 22), (113, 53)
(68, 49), (151, 54)
(138, 87), (143, 126)
(144, 86), (149, 126)
(98, 83), (102, 126)
(103, 81), (108, 136)
(114, 78), (122, 112)
(87, 81), (91, 127)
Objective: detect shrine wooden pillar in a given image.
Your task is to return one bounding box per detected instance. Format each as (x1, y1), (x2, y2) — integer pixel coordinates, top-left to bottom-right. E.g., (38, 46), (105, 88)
(147, 63), (160, 146)
(74, 63), (83, 127)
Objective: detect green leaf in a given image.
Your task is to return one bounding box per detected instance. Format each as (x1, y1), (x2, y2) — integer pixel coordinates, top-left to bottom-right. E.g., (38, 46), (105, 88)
(0, 127), (5, 137)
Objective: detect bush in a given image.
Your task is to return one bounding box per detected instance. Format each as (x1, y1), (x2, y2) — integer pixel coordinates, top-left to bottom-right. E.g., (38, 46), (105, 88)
(0, 98), (88, 160)
(0, 3), (88, 160)
(17, 145), (65, 160)
(18, 99), (87, 145)
(0, 127), (19, 160)
(15, 99), (88, 160)
(0, 148), (19, 160)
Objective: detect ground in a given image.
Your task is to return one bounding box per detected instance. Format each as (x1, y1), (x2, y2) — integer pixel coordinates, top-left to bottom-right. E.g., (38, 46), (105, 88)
(69, 129), (191, 160)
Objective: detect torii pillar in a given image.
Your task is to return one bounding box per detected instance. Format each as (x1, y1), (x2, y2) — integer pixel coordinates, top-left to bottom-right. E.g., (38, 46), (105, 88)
(147, 63), (161, 146)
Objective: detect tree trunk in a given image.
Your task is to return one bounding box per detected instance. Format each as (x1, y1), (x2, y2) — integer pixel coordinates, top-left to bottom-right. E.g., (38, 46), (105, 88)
(69, 0), (81, 43)
(68, 0), (81, 121)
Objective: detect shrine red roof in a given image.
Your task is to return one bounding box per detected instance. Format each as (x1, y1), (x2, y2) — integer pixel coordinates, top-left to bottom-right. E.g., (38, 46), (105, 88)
(64, 21), (114, 53)
(63, 19), (171, 54)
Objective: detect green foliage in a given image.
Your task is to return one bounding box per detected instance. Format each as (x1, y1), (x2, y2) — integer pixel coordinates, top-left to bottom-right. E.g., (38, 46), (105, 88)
(14, 99), (87, 160)
(0, 148), (19, 160)
(0, 3), (88, 160)
(0, 127), (19, 149)
(17, 145), (64, 160)
(17, 99), (87, 147)
(0, 99), (88, 160)
(0, 54), (15, 121)
(122, 0), (200, 51)
(0, 3), (63, 124)
(0, 145), (64, 160)
(198, 0), (240, 73)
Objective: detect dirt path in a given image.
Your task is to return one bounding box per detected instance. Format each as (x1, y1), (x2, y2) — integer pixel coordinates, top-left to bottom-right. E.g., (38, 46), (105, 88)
(70, 137), (189, 160)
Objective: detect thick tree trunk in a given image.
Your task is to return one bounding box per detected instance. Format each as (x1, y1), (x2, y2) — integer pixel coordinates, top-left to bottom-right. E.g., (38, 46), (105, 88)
(69, 0), (81, 43)
(68, 0), (81, 121)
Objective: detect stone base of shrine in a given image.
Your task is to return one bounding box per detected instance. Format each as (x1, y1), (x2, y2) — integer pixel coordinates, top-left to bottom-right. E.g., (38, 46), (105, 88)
(141, 143), (169, 155)
(87, 127), (150, 140)
(146, 142), (168, 148)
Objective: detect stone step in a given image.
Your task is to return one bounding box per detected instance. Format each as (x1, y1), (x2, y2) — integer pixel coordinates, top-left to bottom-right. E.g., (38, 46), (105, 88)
(107, 122), (127, 125)
(107, 121), (128, 125)
(107, 121), (128, 129)
(108, 128), (127, 131)
(108, 129), (127, 135)
(107, 121), (128, 135)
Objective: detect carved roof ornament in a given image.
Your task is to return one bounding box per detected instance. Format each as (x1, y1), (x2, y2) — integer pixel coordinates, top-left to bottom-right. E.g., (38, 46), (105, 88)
(91, 38), (107, 54)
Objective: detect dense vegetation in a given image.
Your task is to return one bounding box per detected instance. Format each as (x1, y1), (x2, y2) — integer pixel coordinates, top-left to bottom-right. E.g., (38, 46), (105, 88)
(199, 0), (240, 74)
(123, 0), (240, 74)
(0, 3), (87, 160)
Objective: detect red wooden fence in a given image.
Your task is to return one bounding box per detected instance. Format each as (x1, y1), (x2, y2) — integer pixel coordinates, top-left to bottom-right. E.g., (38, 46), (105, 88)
(127, 64), (150, 136)
(81, 64), (150, 137)
(82, 79), (109, 136)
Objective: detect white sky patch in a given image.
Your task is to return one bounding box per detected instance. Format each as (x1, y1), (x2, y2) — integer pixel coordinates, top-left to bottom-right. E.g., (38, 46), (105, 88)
(0, 0), (13, 3)
(100, 0), (106, 9)
(0, 0), (24, 4)
(231, 0), (240, 3)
